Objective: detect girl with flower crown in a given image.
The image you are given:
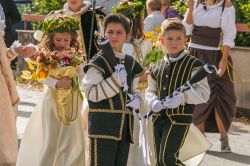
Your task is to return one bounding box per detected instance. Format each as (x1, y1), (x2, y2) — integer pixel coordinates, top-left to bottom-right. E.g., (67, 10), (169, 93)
(16, 16), (85, 166)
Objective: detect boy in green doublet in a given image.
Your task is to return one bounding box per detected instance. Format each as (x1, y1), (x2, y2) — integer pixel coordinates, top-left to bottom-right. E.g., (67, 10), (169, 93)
(82, 14), (144, 166)
(146, 18), (210, 166)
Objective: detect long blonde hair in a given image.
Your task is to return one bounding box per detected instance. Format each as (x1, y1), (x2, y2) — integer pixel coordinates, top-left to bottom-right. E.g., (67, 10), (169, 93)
(199, 0), (223, 5)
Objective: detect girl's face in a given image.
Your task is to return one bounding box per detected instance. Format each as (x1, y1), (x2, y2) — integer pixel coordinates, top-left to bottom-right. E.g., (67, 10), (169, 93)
(161, 30), (187, 57)
(53, 32), (72, 51)
(67, 0), (83, 12)
(105, 23), (128, 52)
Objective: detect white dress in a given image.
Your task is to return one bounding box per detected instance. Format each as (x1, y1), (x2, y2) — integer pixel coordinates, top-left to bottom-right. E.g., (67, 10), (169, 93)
(16, 69), (85, 166)
(123, 40), (155, 166)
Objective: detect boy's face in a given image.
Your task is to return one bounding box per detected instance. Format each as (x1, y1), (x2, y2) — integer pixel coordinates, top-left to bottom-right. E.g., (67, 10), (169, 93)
(67, 0), (83, 12)
(161, 30), (187, 57)
(53, 32), (72, 51)
(105, 23), (128, 52)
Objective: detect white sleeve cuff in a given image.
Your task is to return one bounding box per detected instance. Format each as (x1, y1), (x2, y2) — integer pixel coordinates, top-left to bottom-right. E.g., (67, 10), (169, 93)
(27, 43), (39, 51)
(222, 40), (235, 48)
(10, 40), (21, 56)
(183, 10), (194, 36)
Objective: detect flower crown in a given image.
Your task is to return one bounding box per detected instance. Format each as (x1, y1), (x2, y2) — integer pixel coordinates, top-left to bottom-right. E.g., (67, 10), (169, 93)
(40, 16), (80, 34)
(112, 0), (145, 18)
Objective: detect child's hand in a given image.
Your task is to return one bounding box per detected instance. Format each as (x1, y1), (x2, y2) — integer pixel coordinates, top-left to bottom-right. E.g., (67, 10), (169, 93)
(217, 58), (227, 77)
(17, 46), (36, 58)
(56, 77), (72, 89)
(126, 93), (141, 110)
(163, 93), (185, 109)
(15, 45), (24, 55)
(151, 100), (165, 113)
(114, 64), (127, 86)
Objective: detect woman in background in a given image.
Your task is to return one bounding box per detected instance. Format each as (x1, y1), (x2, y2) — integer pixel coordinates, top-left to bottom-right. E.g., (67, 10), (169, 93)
(183, 0), (237, 152)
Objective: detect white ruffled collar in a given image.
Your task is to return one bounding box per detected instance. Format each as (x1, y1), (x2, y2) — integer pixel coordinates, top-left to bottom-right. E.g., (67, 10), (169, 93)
(164, 50), (187, 63)
(63, 1), (91, 16)
(114, 51), (125, 59)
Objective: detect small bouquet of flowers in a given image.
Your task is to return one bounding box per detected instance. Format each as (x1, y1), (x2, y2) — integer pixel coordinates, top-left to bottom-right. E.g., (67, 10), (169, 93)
(22, 49), (84, 125)
(143, 27), (164, 67)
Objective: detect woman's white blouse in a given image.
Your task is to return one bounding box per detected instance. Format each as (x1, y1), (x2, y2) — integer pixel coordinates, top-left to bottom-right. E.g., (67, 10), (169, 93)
(183, 0), (236, 49)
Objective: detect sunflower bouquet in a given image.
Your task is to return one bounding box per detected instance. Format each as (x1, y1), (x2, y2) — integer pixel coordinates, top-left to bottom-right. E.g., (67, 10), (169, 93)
(22, 49), (84, 125)
(143, 28), (165, 67)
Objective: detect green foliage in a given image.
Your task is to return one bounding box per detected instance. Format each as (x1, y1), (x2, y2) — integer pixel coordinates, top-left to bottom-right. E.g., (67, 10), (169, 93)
(31, 0), (65, 29)
(41, 17), (79, 34)
(171, 0), (187, 19)
(32, 0), (65, 15)
(143, 46), (164, 67)
(235, 32), (250, 47)
(16, 3), (32, 14)
(171, 0), (250, 47)
(233, 0), (250, 47)
(112, 0), (145, 17)
(233, 0), (250, 24)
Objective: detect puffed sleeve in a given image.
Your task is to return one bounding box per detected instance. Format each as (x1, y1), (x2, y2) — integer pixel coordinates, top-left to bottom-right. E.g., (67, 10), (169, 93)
(221, 6), (236, 48)
(183, 68), (210, 104)
(183, 8), (194, 36)
(82, 67), (123, 102)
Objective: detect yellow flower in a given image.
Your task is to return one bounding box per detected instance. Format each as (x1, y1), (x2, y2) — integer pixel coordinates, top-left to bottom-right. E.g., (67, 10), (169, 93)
(154, 27), (161, 35)
(36, 68), (48, 80)
(145, 31), (154, 40)
(31, 72), (37, 80)
(21, 70), (32, 80)
(28, 62), (35, 70)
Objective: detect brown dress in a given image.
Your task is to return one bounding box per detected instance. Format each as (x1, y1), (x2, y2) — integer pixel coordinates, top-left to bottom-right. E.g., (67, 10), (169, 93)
(0, 35), (19, 165)
(189, 47), (236, 132)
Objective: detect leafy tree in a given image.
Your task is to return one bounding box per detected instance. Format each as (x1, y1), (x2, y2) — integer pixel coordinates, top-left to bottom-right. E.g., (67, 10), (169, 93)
(32, 0), (65, 15)
(233, 0), (250, 46)
(31, 0), (65, 29)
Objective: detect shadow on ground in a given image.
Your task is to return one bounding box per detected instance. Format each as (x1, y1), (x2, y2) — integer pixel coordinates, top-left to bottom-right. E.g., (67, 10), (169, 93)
(207, 150), (250, 165)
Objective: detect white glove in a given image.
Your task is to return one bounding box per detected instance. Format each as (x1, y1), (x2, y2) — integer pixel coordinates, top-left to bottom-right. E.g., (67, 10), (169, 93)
(126, 93), (141, 110)
(151, 100), (165, 113)
(163, 93), (185, 109)
(114, 64), (128, 91)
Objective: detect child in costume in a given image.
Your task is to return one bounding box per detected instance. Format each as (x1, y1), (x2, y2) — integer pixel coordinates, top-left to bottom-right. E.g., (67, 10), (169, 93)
(146, 18), (210, 166)
(82, 13), (144, 166)
(112, 1), (155, 165)
(17, 16), (85, 166)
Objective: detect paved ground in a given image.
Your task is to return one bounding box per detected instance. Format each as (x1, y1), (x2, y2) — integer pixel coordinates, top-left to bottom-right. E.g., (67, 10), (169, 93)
(17, 85), (250, 166)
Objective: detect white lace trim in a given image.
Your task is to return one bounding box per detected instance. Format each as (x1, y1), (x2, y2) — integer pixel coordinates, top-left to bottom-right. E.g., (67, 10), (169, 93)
(63, 1), (91, 16)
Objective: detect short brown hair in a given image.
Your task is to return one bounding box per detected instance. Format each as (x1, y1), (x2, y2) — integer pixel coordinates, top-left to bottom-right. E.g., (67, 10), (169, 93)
(104, 14), (131, 34)
(161, 18), (186, 36)
(147, 0), (162, 11)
